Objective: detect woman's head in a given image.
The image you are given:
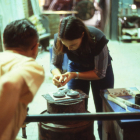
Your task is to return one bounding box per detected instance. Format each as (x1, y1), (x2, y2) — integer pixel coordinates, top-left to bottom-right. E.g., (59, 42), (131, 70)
(59, 16), (85, 40)
(56, 16), (94, 53)
(3, 19), (39, 52)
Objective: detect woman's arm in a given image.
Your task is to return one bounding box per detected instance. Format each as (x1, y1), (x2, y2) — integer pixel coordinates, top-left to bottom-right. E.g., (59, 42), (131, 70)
(59, 45), (109, 85)
(50, 43), (64, 74)
(93, 44), (108, 79)
(77, 44), (108, 80)
(50, 38), (65, 87)
(60, 69), (100, 86)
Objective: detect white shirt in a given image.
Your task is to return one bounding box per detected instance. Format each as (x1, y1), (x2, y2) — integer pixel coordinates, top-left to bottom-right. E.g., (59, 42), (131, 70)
(0, 51), (45, 140)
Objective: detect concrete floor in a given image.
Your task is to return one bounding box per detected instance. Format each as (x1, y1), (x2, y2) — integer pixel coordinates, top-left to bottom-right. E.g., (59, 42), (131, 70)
(17, 40), (140, 140)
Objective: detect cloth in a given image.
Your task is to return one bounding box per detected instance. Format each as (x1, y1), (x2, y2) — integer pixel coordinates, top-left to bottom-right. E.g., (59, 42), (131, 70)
(0, 50), (45, 140)
(50, 26), (109, 78)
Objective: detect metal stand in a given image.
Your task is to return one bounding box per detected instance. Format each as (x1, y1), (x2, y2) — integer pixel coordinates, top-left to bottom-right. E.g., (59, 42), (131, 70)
(22, 124), (27, 139)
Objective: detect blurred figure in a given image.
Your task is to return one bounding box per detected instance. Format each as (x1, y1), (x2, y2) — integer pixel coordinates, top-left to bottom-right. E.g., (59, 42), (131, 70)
(0, 19), (45, 140)
(48, 0), (73, 10)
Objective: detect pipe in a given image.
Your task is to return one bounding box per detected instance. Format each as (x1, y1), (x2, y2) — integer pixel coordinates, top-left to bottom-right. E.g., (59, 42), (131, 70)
(25, 112), (140, 122)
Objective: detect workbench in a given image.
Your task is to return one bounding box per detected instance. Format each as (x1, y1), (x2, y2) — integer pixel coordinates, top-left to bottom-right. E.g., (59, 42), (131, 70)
(101, 87), (140, 140)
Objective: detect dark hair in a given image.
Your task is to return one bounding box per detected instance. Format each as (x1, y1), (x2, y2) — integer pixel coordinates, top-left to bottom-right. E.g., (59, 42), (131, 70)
(3, 19), (39, 51)
(55, 16), (95, 54)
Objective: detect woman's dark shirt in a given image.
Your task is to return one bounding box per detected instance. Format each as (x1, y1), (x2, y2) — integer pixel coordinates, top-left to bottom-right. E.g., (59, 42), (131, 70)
(51, 26), (109, 78)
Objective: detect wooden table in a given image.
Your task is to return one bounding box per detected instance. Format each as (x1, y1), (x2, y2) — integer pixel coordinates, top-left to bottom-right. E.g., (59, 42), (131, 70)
(101, 87), (140, 140)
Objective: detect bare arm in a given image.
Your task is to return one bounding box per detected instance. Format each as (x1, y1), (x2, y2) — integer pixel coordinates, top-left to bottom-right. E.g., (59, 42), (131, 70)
(51, 68), (62, 76)
(74, 70), (100, 80)
(60, 45), (109, 86)
(59, 70), (100, 86)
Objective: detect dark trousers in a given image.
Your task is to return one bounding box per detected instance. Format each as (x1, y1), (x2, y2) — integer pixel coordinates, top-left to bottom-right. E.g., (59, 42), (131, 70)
(67, 59), (114, 140)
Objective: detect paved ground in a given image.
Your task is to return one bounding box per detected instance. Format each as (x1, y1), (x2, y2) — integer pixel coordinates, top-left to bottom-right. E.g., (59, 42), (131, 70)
(17, 40), (140, 140)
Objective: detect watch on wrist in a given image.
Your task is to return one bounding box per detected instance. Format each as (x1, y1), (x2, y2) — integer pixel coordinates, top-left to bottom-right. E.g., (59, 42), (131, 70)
(75, 72), (79, 79)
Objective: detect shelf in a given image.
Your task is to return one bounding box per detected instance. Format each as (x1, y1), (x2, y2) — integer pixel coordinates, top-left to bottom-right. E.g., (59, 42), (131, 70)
(118, 15), (140, 42)
(119, 37), (140, 40)
(118, 14), (140, 18)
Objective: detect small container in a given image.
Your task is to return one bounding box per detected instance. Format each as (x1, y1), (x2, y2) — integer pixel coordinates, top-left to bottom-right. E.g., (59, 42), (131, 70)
(135, 94), (140, 105)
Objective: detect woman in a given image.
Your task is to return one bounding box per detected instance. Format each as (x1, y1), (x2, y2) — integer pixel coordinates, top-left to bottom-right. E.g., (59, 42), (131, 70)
(51, 16), (114, 140)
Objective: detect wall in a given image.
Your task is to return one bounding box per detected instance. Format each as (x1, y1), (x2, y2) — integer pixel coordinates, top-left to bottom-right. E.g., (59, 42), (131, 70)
(119, 0), (133, 7)
(101, 0), (111, 39)
(110, 0), (119, 40)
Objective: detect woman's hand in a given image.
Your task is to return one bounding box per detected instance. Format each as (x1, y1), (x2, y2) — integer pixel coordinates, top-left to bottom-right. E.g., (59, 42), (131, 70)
(52, 72), (77, 87)
(59, 72), (76, 86)
(52, 75), (63, 88)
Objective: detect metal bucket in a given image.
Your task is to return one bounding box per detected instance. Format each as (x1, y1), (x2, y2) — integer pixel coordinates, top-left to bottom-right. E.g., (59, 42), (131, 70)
(47, 100), (85, 114)
(38, 110), (95, 140)
(46, 89), (86, 114)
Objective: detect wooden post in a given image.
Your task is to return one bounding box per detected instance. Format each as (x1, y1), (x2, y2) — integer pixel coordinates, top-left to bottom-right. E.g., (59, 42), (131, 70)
(110, 0), (119, 40)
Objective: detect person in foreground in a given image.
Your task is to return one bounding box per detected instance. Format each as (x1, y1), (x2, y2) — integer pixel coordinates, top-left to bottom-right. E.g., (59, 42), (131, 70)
(50, 16), (114, 140)
(0, 19), (45, 140)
